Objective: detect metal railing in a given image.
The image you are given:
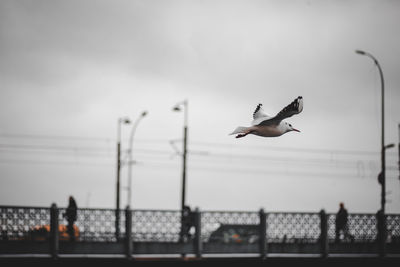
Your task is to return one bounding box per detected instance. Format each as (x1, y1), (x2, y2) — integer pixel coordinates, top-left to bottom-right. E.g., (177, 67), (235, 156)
(1, 205), (399, 258)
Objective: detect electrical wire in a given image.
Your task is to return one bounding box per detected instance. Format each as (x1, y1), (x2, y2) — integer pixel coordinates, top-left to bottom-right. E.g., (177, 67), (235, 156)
(0, 133), (398, 181)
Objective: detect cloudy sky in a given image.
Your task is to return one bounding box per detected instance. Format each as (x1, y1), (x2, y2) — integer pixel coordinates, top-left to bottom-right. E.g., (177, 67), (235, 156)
(1, 0), (399, 214)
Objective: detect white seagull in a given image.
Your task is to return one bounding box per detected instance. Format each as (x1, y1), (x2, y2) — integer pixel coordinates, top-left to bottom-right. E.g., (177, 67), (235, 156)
(230, 96), (303, 138)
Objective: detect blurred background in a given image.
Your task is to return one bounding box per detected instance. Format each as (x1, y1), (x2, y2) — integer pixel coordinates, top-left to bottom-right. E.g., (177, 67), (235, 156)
(0, 0), (399, 214)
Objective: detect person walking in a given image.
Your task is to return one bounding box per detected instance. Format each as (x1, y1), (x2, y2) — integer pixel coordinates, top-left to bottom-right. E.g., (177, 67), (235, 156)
(64, 196), (78, 241)
(335, 202), (353, 242)
(180, 206), (195, 243)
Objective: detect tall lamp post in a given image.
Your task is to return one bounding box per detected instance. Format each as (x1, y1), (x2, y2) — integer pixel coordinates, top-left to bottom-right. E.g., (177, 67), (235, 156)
(126, 111), (148, 208)
(355, 50), (388, 213)
(172, 100), (188, 242)
(116, 117), (131, 240)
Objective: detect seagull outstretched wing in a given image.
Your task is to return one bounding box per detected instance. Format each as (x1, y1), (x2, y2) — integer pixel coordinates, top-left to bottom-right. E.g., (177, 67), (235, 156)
(251, 104), (271, 125)
(257, 96), (303, 126)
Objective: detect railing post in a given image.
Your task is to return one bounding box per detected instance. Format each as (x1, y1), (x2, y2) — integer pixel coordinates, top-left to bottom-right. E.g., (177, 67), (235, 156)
(125, 206), (133, 260)
(259, 209), (267, 259)
(194, 207), (202, 259)
(377, 209), (386, 257)
(50, 203), (59, 259)
(319, 209), (328, 258)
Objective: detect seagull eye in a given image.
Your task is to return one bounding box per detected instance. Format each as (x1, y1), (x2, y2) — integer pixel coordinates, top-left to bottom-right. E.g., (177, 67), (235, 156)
(289, 124), (292, 127)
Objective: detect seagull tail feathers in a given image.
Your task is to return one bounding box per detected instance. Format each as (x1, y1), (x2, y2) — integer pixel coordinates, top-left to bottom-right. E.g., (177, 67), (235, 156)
(229, 126), (249, 135)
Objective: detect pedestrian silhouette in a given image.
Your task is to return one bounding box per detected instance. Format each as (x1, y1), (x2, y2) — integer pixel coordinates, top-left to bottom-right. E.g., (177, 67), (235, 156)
(63, 196), (77, 241)
(180, 206), (195, 243)
(335, 202), (354, 243)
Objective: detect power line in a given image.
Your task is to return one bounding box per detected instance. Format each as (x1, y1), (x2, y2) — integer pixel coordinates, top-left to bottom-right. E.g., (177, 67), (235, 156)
(0, 143), (113, 152)
(1, 133), (396, 157)
(190, 140), (395, 156)
(137, 161), (400, 180)
(1, 142), (395, 160)
(0, 143), (398, 169)
(0, 155), (397, 180)
(0, 133), (115, 142)
(0, 158), (113, 166)
(0, 133), (168, 144)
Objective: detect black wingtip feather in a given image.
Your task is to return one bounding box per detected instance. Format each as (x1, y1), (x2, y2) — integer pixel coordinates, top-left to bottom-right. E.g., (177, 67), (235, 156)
(253, 103), (263, 117)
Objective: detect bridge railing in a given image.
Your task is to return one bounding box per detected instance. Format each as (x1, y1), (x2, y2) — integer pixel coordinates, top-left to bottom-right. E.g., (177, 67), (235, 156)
(1, 205), (399, 257)
(132, 209), (181, 242)
(0, 206), (51, 241)
(267, 212), (321, 243)
(387, 214), (400, 243)
(327, 213), (378, 243)
(58, 207), (123, 242)
(201, 210), (260, 242)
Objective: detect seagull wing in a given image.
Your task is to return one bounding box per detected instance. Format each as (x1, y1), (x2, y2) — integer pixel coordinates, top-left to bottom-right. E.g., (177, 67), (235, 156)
(251, 103), (272, 125)
(257, 96), (303, 126)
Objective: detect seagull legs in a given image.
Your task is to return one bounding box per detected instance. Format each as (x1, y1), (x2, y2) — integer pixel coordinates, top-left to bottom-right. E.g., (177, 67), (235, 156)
(235, 130), (253, 138)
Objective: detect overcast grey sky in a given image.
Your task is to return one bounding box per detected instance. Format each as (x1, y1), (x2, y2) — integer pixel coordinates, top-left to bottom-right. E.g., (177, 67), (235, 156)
(1, 0), (399, 213)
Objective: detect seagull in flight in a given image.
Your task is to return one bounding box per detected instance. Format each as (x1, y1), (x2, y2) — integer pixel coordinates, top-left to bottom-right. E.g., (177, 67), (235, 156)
(230, 96), (303, 138)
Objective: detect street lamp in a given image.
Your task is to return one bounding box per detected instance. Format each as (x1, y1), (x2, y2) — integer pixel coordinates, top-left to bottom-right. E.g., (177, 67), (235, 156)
(172, 100), (188, 242)
(116, 116), (131, 240)
(385, 144), (395, 150)
(355, 50), (388, 213)
(126, 111), (148, 208)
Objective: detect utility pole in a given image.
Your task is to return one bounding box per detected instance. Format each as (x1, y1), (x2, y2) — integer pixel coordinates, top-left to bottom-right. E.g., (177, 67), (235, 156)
(116, 117), (131, 241)
(127, 111), (148, 208)
(355, 50), (386, 213)
(116, 131), (121, 240)
(172, 100), (189, 243)
(182, 119), (188, 214)
(355, 50), (392, 257)
(377, 55), (385, 214)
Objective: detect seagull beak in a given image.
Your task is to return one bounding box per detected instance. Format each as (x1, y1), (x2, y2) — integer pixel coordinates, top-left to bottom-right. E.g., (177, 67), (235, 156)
(292, 128), (300, 132)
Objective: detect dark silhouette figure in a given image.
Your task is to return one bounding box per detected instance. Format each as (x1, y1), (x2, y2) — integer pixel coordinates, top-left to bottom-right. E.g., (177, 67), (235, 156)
(63, 196), (77, 241)
(376, 209), (386, 245)
(335, 202), (353, 243)
(180, 206), (195, 243)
